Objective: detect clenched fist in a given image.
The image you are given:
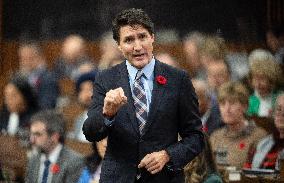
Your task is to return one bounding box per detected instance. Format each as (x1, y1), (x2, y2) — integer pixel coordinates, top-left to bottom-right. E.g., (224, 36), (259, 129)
(103, 87), (127, 118)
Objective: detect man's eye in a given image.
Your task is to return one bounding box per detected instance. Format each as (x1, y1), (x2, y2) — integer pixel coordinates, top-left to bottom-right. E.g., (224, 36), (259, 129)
(140, 34), (146, 39)
(124, 38), (132, 43)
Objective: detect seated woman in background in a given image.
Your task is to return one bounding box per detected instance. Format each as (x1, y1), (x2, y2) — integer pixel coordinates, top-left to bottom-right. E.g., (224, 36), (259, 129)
(184, 135), (223, 183)
(244, 93), (284, 170)
(210, 81), (267, 170)
(0, 76), (39, 135)
(247, 51), (283, 117)
(78, 138), (107, 183)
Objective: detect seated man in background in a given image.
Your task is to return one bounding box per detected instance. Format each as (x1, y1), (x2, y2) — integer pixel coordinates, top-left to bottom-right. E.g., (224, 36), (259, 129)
(210, 81), (267, 170)
(17, 41), (59, 109)
(25, 110), (84, 183)
(192, 79), (223, 135)
(244, 93), (284, 170)
(54, 34), (96, 81)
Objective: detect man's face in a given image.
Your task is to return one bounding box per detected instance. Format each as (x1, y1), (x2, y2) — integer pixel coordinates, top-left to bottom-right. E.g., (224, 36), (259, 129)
(78, 81), (93, 108)
(219, 99), (246, 125)
(207, 62), (230, 91)
(251, 74), (272, 98)
(18, 46), (39, 73)
(118, 25), (154, 69)
(30, 121), (53, 153)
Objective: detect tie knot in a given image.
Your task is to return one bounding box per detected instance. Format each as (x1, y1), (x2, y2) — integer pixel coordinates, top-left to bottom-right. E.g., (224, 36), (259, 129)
(135, 70), (144, 80)
(44, 159), (51, 167)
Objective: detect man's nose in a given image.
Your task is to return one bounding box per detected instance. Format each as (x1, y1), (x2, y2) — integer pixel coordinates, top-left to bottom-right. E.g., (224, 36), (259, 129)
(30, 135), (35, 144)
(134, 40), (142, 51)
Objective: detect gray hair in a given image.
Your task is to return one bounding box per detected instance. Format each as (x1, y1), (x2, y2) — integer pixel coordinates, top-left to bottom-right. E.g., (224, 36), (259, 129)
(248, 49), (275, 66)
(30, 110), (66, 143)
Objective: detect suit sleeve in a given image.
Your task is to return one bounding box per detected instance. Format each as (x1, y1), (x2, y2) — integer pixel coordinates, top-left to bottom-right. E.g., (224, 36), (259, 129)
(83, 71), (109, 142)
(66, 155), (85, 183)
(165, 71), (204, 170)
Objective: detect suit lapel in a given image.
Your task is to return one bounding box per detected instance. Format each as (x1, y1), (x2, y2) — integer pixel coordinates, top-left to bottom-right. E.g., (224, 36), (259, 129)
(51, 148), (65, 183)
(143, 61), (166, 135)
(32, 154), (41, 183)
(116, 64), (140, 135)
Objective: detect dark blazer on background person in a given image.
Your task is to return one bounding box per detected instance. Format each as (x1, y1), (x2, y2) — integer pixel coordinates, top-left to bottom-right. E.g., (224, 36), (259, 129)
(0, 105), (37, 134)
(35, 69), (59, 109)
(205, 103), (224, 135)
(25, 146), (84, 183)
(83, 60), (204, 183)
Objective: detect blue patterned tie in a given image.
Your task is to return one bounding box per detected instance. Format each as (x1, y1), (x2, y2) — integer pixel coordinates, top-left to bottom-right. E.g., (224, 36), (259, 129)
(41, 159), (51, 183)
(133, 70), (148, 134)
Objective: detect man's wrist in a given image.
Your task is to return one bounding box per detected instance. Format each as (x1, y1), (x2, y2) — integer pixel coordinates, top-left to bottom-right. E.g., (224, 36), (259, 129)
(161, 150), (170, 163)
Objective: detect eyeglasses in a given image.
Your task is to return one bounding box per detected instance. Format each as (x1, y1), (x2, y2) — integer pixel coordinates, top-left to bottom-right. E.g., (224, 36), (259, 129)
(30, 131), (46, 137)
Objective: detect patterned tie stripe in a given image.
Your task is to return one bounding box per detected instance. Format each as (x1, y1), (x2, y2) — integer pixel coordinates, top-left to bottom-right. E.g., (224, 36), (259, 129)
(133, 70), (148, 134)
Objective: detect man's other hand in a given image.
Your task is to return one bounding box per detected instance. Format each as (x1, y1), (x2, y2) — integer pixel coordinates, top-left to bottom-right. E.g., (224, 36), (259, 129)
(138, 150), (170, 174)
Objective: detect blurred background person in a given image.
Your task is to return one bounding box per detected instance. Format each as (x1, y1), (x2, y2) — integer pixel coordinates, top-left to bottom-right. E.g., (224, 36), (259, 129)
(26, 110), (84, 183)
(78, 138), (107, 183)
(200, 35), (227, 72)
(210, 81), (267, 170)
(247, 55), (283, 117)
(0, 76), (39, 135)
(183, 31), (206, 79)
(244, 93), (284, 170)
(266, 25), (284, 64)
(17, 41), (59, 109)
(192, 79), (223, 135)
(98, 31), (123, 70)
(68, 71), (96, 142)
(54, 34), (96, 80)
(184, 135), (223, 183)
(206, 61), (231, 97)
(248, 48), (275, 66)
(155, 52), (180, 68)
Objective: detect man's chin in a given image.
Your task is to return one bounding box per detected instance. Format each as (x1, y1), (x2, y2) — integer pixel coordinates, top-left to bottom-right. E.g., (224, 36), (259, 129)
(33, 146), (48, 154)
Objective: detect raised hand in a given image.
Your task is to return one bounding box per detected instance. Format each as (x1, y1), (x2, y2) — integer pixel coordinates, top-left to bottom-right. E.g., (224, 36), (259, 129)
(103, 87), (127, 118)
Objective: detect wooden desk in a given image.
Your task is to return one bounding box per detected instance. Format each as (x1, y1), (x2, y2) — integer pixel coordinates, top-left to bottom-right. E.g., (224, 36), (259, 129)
(0, 135), (27, 181)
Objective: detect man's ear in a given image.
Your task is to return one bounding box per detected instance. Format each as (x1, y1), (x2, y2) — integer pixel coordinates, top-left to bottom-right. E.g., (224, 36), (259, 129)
(51, 132), (60, 143)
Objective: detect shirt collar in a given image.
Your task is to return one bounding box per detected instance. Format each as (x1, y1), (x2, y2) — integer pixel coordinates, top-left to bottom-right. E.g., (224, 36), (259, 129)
(126, 57), (155, 81)
(46, 144), (63, 164)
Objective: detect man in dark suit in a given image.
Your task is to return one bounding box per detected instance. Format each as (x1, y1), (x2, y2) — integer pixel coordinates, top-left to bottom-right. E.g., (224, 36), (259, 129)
(25, 110), (84, 183)
(18, 41), (59, 109)
(83, 8), (204, 183)
(192, 79), (224, 135)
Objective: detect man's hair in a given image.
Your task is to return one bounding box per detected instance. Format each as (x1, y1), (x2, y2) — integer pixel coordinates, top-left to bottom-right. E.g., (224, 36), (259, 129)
(19, 40), (43, 56)
(112, 8), (154, 43)
(250, 58), (282, 85)
(217, 81), (249, 105)
(30, 110), (66, 143)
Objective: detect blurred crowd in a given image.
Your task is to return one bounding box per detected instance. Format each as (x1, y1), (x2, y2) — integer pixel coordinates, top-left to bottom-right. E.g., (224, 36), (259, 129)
(0, 24), (284, 182)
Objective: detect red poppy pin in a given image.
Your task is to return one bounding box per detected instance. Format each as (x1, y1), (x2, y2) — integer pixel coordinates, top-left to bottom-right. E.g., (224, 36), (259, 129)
(51, 164), (60, 174)
(156, 75), (167, 85)
(239, 142), (246, 150)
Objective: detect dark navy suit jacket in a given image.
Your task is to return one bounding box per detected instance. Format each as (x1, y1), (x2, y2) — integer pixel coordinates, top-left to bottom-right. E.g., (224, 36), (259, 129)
(83, 60), (204, 183)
